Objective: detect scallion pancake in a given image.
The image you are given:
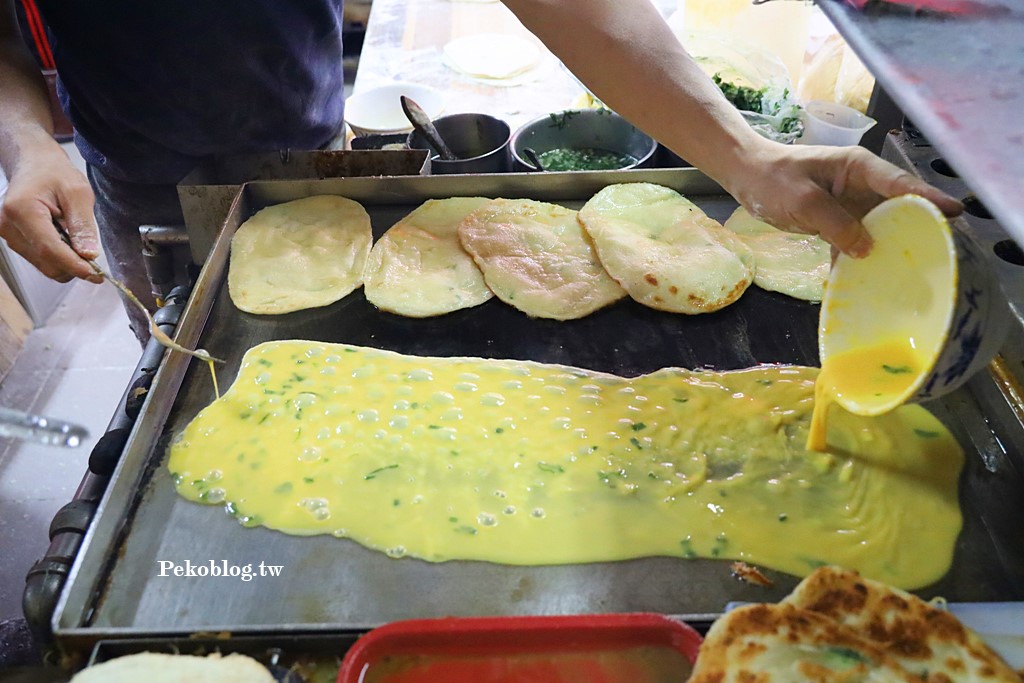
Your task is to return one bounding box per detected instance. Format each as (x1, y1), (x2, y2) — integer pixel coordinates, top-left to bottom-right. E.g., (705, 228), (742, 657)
(458, 198), (626, 320)
(578, 183), (754, 314)
(364, 197), (493, 317)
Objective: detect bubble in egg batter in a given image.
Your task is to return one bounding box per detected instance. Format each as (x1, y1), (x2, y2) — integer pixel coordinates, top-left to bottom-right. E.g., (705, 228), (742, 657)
(531, 508), (546, 519)
(478, 513), (497, 527)
(481, 393), (506, 407)
(205, 488), (226, 504)
(386, 546), (407, 558)
(357, 410), (380, 423)
(432, 391), (455, 405)
(454, 382), (478, 393)
(406, 369), (433, 382)
(299, 447), (321, 462)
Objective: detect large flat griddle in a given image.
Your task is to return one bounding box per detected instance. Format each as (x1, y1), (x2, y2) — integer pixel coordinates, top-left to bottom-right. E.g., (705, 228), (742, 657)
(53, 169), (1024, 650)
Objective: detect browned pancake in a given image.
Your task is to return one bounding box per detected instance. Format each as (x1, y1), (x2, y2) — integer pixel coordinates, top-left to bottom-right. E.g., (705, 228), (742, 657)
(783, 566), (1021, 683)
(689, 602), (920, 683)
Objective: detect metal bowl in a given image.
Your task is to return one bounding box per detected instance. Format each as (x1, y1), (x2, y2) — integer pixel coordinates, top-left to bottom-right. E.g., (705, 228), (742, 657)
(509, 109), (657, 172)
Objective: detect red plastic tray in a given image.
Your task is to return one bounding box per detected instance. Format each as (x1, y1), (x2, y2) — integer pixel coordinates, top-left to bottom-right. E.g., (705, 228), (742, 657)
(337, 613), (702, 683)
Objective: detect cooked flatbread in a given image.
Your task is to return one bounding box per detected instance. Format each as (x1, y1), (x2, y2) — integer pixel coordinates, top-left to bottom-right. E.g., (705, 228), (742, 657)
(364, 197), (493, 317)
(70, 652), (274, 682)
(443, 34), (540, 81)
(784, 566), (1022, 683)
(229, 195), (372, 315)
(577, 183), (754, 314)
(458, 198), (627, 320)
(690, 603), (920, 683)
(724, 206), (830, 301)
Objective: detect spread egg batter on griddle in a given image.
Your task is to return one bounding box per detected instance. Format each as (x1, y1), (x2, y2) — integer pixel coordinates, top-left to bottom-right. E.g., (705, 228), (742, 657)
(168, 341), (962, 589)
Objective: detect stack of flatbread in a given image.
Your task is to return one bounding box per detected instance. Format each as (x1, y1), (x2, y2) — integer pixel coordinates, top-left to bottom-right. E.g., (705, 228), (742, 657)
(690, 566), (1022, 682)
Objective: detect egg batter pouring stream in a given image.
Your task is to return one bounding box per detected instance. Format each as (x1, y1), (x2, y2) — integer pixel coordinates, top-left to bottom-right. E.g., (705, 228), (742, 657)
(169, 341), (962, 589)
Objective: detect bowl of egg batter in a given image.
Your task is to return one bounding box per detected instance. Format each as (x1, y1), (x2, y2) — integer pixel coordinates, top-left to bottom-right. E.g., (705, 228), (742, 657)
(812, 194), (1009, 438)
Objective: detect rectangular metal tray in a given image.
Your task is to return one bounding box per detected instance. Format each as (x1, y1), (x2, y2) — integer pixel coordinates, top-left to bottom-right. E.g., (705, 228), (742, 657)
(53, 168), (1024, 655)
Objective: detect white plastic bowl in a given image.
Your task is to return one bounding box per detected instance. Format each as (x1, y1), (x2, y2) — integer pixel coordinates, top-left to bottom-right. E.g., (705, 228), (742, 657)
(344, 82), (445, 136)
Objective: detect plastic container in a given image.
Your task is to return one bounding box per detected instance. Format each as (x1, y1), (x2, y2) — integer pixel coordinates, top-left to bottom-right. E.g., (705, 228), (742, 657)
(799, 100), (876, 147)
(337, 613), (702, 683)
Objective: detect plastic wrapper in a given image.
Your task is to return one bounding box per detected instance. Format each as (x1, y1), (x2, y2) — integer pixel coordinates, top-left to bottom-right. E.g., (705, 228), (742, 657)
(670, 27), (805, 143)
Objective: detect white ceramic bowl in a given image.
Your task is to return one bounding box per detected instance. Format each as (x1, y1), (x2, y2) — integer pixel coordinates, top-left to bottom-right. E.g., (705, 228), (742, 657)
(344, 82), (445, 136)
(819, 194), (1009, 415)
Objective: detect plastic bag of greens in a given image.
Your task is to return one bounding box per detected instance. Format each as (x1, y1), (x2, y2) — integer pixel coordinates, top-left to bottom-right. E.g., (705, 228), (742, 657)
(714, 74), (804, 144)
(669, 27), (805, 143)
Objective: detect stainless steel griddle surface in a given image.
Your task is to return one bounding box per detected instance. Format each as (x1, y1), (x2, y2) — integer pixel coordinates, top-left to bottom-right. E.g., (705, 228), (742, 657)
(55, 170), (1024, 640)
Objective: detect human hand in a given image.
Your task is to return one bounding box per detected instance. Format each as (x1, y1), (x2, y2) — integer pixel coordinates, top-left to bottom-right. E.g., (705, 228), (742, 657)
(724, 140), (963, 258)
(0, 140), (103, 283)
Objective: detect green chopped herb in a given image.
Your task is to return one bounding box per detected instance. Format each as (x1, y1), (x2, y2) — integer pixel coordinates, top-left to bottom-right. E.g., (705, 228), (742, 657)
(455, 525), (478, 535)
(631, 422), (647, 431)
(303, 477), (314, 484)
(291, 373), (306, 382)
(680, 537), (697, 560)
(274, 482), (293, 494)
(449, 516), (459, 523)
(914, 428), (940, 438)
(629, 436), (643, 449)
(882, 364), (913, 374)
(825, 647), (871, 666)
(495, 427), (505, 434)
(258, 414), (271, 424)
(364, 464), (399, 480)
(428, 425), (441, 430)
(257, 358), (272, 366)
(393, 499), (401, 507)
(673, 397), (689, 404)
(538, 462), (565, 474)
(757, 379), (773, 386)
(778, 513), (788, 522)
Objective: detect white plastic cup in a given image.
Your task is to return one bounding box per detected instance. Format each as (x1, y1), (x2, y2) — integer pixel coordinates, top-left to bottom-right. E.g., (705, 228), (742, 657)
(798, 100), (876, 146)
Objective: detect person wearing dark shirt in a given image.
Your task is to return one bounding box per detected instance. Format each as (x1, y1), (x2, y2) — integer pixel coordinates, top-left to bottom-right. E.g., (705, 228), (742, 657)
(0, 0), (961, 342)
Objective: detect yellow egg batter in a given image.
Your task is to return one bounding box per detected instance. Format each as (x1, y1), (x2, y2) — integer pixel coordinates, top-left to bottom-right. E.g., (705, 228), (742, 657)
(808, 339), (930, 452)
(169, 341), (962, 589)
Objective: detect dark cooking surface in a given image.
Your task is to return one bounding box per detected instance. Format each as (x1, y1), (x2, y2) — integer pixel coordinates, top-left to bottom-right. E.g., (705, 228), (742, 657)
(54, 171), (1024, 639)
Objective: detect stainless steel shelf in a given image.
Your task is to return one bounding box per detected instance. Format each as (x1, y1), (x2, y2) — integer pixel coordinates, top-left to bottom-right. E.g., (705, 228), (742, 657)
(818, 0), (1024, 247)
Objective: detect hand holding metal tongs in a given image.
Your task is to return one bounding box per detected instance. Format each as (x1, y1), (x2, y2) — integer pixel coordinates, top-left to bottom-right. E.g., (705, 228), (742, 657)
(53, 221), (223, 364)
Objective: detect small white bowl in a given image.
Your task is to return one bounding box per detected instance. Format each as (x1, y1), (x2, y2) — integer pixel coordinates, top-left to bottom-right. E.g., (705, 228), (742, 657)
(344, 82), (444, 136)
(819, 194), (1009, 415)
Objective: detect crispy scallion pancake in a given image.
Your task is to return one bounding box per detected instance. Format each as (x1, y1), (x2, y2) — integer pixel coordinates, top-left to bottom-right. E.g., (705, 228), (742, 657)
(691, 603), (920, 683)
(70, 652), (274, 683)
(229, 195), (372, 315)
(577, 183), (754, 314)
(723, 206), (831, 302)
(364, 197), (493, 317)
(783, 566), (1022, 682)
(458, 198), (626, 320)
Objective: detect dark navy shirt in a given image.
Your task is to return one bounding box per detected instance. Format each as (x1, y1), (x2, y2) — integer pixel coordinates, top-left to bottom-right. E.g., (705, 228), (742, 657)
(37, 1), (346, 183)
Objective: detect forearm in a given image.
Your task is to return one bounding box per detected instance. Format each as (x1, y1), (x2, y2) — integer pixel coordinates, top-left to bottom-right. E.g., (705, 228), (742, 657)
(0, 0), (58, 178)
(502, 0), (768, 190)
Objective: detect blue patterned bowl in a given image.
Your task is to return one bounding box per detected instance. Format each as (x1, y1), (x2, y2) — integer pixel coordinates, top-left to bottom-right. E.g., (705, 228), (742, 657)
(818, 194), (1009, 415)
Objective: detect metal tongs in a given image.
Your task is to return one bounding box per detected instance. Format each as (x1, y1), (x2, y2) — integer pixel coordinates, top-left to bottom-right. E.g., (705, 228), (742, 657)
(0, 406), (88, 447)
